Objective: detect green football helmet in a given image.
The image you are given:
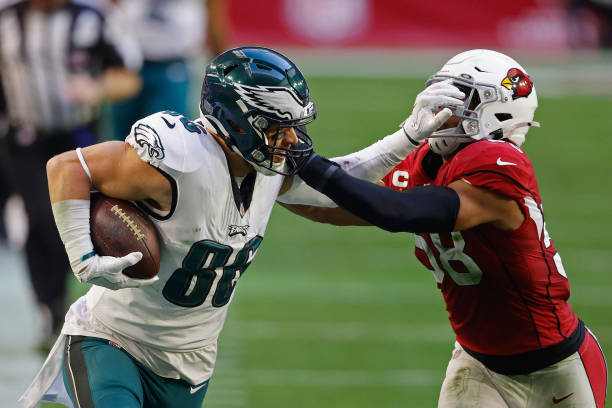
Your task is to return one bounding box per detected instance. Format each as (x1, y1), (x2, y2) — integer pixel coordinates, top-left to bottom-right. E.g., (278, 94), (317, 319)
(200, 46), (316, 176)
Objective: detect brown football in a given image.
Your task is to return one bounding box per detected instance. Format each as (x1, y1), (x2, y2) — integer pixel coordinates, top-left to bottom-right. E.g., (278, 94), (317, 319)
(90, 193), (161, 279)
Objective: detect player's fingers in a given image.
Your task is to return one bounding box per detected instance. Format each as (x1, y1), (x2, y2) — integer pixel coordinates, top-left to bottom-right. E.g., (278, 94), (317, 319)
(425, 79), (453, 90)
(426, 87), (465, 100)
(435, 95), (465, 107)
(419, 95), (464, 109)
(430, 108), (453, 130)
(440, 94), (465, 106)
(112, 252), (143, 271)
(415, 81), (450, 107)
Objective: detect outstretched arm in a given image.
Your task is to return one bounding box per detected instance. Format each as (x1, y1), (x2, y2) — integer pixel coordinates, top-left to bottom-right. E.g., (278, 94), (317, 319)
(296, 154), (524, 233)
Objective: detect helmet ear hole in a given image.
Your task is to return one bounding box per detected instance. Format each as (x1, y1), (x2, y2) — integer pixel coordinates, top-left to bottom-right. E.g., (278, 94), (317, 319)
(494, 113), (513, 122)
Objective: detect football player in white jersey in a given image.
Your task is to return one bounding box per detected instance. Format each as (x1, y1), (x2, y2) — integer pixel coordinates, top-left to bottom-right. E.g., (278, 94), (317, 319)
(19, 46), (460, 408)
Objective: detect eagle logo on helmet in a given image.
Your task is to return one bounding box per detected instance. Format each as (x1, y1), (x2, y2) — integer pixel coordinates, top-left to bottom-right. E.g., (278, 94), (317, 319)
(501, 68), (533, 100)
(234, 84), (310, 120)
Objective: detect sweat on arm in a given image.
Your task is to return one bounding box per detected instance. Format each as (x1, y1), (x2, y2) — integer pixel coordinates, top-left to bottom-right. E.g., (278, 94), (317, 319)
(297, 155), (460, 233)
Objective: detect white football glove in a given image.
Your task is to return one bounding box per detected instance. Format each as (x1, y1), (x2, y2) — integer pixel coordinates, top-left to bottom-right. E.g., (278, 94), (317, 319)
(75, 252), (159, 291)
(401, 80), (465, 145)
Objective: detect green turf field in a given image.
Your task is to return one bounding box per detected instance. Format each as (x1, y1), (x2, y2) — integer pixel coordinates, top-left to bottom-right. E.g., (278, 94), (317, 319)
(60, 77), (611, 408)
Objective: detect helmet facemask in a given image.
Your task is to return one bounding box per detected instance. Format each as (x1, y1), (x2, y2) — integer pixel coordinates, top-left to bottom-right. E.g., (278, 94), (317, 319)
(427, 75), (499, 138)
(245, 113), (315, 176)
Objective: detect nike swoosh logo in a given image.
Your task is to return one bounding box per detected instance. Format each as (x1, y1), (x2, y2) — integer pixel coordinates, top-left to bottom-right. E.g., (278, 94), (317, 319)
(161, 116), (176, 129)
(247, 248), (258, 264)
(496, 157), (517, 166)
(190, 382), (207, 394)
(552, 392), (574, 404)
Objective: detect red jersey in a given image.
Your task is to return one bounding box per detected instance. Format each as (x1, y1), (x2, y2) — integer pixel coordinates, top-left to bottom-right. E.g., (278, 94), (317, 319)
(382, 140), (580, 369)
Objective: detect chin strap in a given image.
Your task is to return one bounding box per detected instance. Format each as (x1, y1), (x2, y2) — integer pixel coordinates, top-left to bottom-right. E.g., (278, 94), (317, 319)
(504, 121), (541, 134)
(497, 121), (541, 147)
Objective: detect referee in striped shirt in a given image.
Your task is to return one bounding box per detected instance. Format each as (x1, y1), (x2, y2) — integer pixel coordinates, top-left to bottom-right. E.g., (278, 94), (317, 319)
(0, 0), (141, 350)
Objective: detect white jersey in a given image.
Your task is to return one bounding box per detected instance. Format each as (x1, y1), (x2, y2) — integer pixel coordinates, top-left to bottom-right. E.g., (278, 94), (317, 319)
(63, 111), (284, 383)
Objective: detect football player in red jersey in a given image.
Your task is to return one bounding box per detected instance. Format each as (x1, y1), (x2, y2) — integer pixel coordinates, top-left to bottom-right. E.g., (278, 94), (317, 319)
(291, 50), (607, 407)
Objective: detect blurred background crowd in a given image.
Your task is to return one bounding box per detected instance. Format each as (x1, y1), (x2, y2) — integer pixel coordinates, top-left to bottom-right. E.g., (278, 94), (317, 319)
(0, 0), (610, 407)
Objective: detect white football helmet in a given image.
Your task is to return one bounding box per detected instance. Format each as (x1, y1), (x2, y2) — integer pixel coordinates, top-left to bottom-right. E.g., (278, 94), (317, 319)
(427, 49), (540, 156)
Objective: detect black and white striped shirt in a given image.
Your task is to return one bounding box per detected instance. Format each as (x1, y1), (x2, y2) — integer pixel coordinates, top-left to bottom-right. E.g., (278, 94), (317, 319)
(0, 0), (140, 131)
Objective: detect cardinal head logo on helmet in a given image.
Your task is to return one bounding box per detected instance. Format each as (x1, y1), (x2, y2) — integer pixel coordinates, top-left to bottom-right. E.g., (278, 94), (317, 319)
(501, 68), (533, 100)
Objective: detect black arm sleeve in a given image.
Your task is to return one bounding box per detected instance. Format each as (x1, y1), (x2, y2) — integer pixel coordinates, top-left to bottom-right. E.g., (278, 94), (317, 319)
(298, 154), (460, 233)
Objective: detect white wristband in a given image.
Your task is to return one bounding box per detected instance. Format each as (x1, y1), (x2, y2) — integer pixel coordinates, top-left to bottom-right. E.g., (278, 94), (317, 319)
(51, 200), (95, 277)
